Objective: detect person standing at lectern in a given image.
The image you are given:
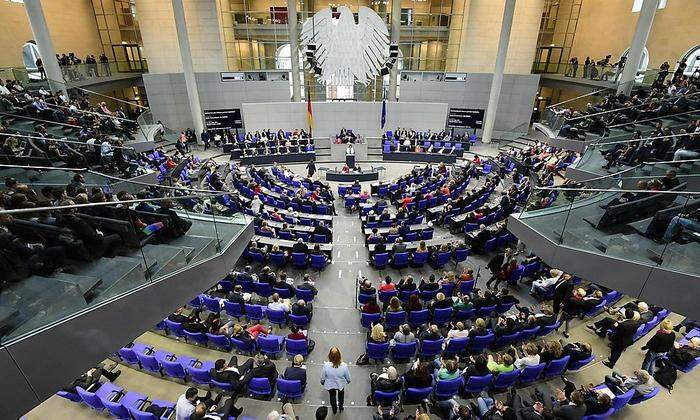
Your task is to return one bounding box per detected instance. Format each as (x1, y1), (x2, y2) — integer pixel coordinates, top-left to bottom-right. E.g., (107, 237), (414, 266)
(346, 144), (355, 168)
(307, 160), (316, 178)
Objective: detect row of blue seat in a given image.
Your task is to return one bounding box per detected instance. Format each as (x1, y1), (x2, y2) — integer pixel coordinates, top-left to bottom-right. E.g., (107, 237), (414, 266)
(254, 227), (330, 243)
(244, 249), (329, 269)
(371, 248), (469, 269)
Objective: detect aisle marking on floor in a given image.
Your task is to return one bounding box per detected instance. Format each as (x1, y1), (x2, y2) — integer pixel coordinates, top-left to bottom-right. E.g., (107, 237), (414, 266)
(338, 269), (343, 279)
(355, 250), (359, 259)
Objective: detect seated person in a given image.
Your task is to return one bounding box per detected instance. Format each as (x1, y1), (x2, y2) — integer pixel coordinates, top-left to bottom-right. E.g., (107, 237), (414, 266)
(392, 324), (416, 344)
(62, 364), (121, 393)
(368, 323), (388, 344)
(431, 358), (461, 380)
(419, 324), (444, 342)
(242, 353), (279, 386)
(227, 285), (248, 312)
(273, 272), (295, 296)
(257, 266), (276, 284)
(282, 354), (308, 390)
(268, 293), (291, 312)
(667, 337), (700, 367)
(362, 298), (382, 314)
(446, 321), (470, 343)
(486, 353), (515, 373)
(429, 292), (453, 312)
(561, 340), (593, 362)
(209, 357), (253, 393)
(538, 340), (564, 364)
(402, 361), (433, 389)
(379, 276), (396, 292)
(168, 306), (199, 324)
(397, 275), (417, 292)
(511, 342), (541, 369)
(296, 273), (318, 296)
(287, 325), (315, 352)
(368, 365), (403, 405)
(462, 354), (491, 381)
(559, 376), (613, 416)
(530, 269), (563, 296)
(452, 294), (474, 312)
(231, 323), (271, 345)
(404, 294), (423, 313)
(468, 318), (491, 339)
(291, 299), (313, 320)
(603, 369), (655, 397)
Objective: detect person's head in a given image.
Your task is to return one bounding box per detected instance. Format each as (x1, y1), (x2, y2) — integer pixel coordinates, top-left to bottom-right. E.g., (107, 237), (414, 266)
(445, 359), (458, 374)
(297, 299), (306, 307)
(501, 353), (513, 367)
(635, 369), (651, 383)
(454, 321), (465, 331)
(271, 293), (280, 303)
(570, 390), (585, 407)
(371, 323), (386, 341)
(386, 366), (398, 380)
(185, 387), (199, 401)
(315, 406), (329, 420)
(436, 292), (446, 301)
(389, 296), (401, 310)
(409, 294), (421, 307)
(545, 340), (563, 357)
(660, 319), (673, 332)
(457, 405), (471, 419)
(637, 302), (649, 313)
(414, 361), (429, 377)
(666, 169), (677, 179)
(430, 324), (439, 334)
(293, 354), (304, 367)
(689, 337), (700, 349)
(474, 354), (487, 370)
(523, 342), (538, 356)
(541, 304), (553, 316)
(475, 318), (486, 329)
(194, 403), (207, 416)
(384, 276), (392, 284)
(214, 358), (226, 371)
(401, 324), (411, 336)
(624, 308), (635, 319)
(580, 341), (592, 354)
(328, 346), (342, 368)
(597, 392), (612, 408)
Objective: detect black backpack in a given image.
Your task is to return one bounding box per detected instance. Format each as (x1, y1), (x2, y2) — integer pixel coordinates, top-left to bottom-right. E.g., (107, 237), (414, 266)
(653, 359), (677, 392)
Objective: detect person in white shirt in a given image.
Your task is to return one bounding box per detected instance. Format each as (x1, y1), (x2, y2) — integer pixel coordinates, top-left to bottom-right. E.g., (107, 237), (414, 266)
(267, 293), (290, 312)
(531, 268), (563, 295)
(446, 321), (470, 344)
(513, 342), (541, 369)
(100, 139), (114, 158)
(175, 387), (212, 420)
(250, 195), (263, 214)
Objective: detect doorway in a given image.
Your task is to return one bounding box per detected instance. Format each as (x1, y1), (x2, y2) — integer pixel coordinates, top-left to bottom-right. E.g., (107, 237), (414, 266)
(534, 46), (564, 74)
(111, 43), (146, 72)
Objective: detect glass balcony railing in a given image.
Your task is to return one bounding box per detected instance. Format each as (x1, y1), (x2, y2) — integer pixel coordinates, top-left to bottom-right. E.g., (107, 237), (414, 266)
(516, 166), (700, 277)
(0, 189), (249, 345)
(0, 60), (147, 86)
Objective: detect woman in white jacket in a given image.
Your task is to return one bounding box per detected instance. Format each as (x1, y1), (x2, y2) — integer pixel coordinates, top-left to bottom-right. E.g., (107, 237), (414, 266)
(321, 347), (352, 414)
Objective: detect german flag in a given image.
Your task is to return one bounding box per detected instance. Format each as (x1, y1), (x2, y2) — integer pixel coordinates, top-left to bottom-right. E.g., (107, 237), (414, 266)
(306, 92), (314, 136)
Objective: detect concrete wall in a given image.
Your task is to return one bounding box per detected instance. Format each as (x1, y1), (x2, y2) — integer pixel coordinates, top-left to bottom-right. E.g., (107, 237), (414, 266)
(399, 73), (540, 133)
(0, 0), (102, 68)
(567, 0), (700, 68)
(136, 0), (225, 74)
(241, 101), (449, 138)
(143, 72), (291, 130)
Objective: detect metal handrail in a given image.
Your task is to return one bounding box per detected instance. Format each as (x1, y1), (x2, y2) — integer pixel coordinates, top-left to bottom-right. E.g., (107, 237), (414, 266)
(546, 88), (612, 110)
(593, 132), (692, 147)
(608, 108), (700, 129)
(532, 185), (700, 195)
(0, 132), (136, 150)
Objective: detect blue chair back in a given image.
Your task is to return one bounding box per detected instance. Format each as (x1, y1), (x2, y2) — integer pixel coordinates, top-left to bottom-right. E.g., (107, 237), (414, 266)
(611, 388), (635, 412)
(393, 252), (409, 267)
(273, 287), (293, 299)
(245, 304), (264, 321)
(135, 352), (162, 374)
(267, 309), (288, 327)
(373, 252), (390, 268)
(420, 289), (438, 301)
(412, 251), (429, 266)
(162, 359), (187, 379)
(440, 283), (455, 297)
(288, 314), (309, 327)
(103, 395), (133, 418)
(434, 377), (462, 399)
(76, 386), (106, 411)
(269, 252), (287, 266)
(491, 369), (520, 390)
(567, 355), (595, 371)
(164, 319), (185, 337)
(463, 374), (493, 394)
(358, 292), (375, 305)
(361, 312), (382, 329)
(295, 288), (314, 302)
(117, 346), (139, 365)
(285, 338), (309, 356)
(538, 321), (561, 336)
(582, 407), (615, 420)
(628, 386), (660, 405)
(518, 326), (540, 342)
(367, 342), (390, 362)
(223, 300), (243, 320)
(433, 251), (451, 268)
(518, 363), (546, 384)
(310, 254), (327, 269)
(403, 387), (433, 404)
(378, 289), (398, 303)
(456, 308), (476, 321)
(386, 311), (407, 328)
(444, 337), (469, 357)
(477, 305), (497, 318)
(543, 356), (571, 378)
(459, 280), (475, 294)
(493, 332), (520, 349)
(419, 339), (444, 357)
(187, 363), (212, 384)
(230, 336), (256, 355)
(253, 282), (273, 298)
(469, 332), (495, 353)
(291, 252), (308, 268)
(432, 308), (453, 326)
(484, 238), (496, 253)
(277, 379), (303, 400)
(258, 335), (284, 358)
(184, 331), (208, 347)
(454, 248), (469, 263)
(248, 378), (273, 398)
(409, 309), (429, 328)
(392, 341), (417, 361)
(202, 295), (221, 313)
(374, 390), (400, 406)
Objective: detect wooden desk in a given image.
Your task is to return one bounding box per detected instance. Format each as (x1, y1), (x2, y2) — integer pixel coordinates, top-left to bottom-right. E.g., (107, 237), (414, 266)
(253, 235), (333, 252)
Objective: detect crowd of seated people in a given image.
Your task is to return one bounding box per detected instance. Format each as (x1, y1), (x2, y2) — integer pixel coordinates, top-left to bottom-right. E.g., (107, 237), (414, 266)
(335, 127), (359, 143)
(0, 176), (195, 285)
(228, 128), (314, 157)
(555, 74), (700, 140)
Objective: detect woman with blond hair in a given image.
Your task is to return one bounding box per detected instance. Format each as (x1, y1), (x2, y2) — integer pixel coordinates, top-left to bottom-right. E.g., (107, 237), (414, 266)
(321, 347), (351, 414)
(368, 323), (388, 344)
(641, 319), (675, 373)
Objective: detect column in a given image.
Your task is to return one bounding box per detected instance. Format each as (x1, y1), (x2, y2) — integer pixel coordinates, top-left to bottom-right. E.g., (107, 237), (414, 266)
(171, 0), (205, 137)
(287, 0), (301, 102)
(617, 0), (659, 96)
(388, 0), (402, 101)
(481, 0), (516, 144)
(24, 0), (66, 94)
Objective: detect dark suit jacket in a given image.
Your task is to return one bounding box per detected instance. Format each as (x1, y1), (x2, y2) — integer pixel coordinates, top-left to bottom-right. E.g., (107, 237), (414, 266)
(553, 279), (573, 312)
(283, 366), (307, 389)
(611, 319), (639, 348)
(246, 360), (278, 384)
(292, 242), (309, 254)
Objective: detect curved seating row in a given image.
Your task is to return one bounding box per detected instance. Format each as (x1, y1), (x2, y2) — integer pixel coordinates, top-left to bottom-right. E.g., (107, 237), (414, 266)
(371, 247), (469, 269)
(243, 249), (329, 269)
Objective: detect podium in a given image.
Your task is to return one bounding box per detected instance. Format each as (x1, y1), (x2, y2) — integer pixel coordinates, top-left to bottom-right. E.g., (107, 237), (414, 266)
(346, 152), (355, 168)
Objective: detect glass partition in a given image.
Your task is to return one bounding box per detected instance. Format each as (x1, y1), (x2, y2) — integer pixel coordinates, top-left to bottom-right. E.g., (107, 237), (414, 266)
(0, 192), (248, 345)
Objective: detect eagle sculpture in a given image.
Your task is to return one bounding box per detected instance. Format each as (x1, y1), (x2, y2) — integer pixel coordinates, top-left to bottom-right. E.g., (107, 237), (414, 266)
(300, 6), (389, 86)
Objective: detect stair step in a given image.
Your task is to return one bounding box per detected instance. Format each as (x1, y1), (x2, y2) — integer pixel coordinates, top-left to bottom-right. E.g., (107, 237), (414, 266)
(168, 235), (218, 263)
(133, 244), (189, 277)
(51, 272), (104, 298)
(76, 256), (146, 302)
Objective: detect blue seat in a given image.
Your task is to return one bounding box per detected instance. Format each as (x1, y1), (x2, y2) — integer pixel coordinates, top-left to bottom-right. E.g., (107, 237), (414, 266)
(223, 300), (243, 320)
(202, 295), (222, 313)
(420, 289), (438, 301)
(386, 311), (407, 329)
(230, 336), (256, 355)
(184, 331), (208, 347)
(273, 287), (293, 299)
(313, 234), (327, 243)
(608, 387), (635, 412)
(288, 314), (309, 328)
(432, 308), (453, 326)
(443, 337), (469, 358)
(358, 292), (375, 305)
(102, 391), (147, 419)
(267, 309), (288, 327)
(628, 386), (660, 405)
(543, 356), (571, 378)
(361, 312), (382, 329)
(291, 252), (308, 268)
(285, 338), (310, 356)
(477, 305), (497, 318)
(164, 319), (185, 338)
(277, 378), (304, 401)
(456, 308), (476, 321)
(409, 309), (430, 328)
(518, 326), (540, 342)
(245, 304), (265, 322)
(117, 346), (140, 366)
(440, 283), (455, 297)
(392, 252), (410, 268)
(295, 288), (315, 302)
(258, 335), (285, 359)
(492, 332), (520, 349)
(310, 254), (328, 270)
(392, 341), (417, 361)
(206, 333), (232, 351)
(491, 369), (520, 390)
(469, 332), (495, 353)
(453, 248), (469, 264)
(254, 282), (273, 300)
(567, 355), (595, 371)
(367, 342), (390, 363)
(403, 387), (433, 404)
(187, 361), (213, 384)
(538, 321), (561, 337)
(161, 358), (187, 379)
(463, 374), (493, 395)
(248, 377), (274, 399)
(419, 339), (444, 358)
(374, 390), (400, 406)
(582, 407), (615, 420)
(56, 390), (82, 402)
(431, 251), (451, 268)
(400, 289), (419, 303)
(484, 238), (497, 253)
(379, 289), (399, 304)
(434, 377), (462, 399)
(247, 250), (265, 263)
(76, 382), (123, 412)
(373, 252), (390, 268)
(518, 363), (546, 385)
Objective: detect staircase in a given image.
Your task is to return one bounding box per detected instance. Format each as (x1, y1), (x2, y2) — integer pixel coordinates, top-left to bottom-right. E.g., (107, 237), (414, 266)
(366, 136), (383, 161)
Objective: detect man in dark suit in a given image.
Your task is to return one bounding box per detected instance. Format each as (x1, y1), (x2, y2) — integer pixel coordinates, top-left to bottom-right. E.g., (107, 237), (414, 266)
(282, 354), (307, 390)
(296, 274), (318, 297)
(242, 354), (278, 385)
(291, 299), (313, 321)
(313, 221), (332, 239)
(210, 357), (253, 395)
(292, 238), (309, 254)
(603, 308), (640, 368)
(552, 274), (573, 316)
(227, 285), (247, 312)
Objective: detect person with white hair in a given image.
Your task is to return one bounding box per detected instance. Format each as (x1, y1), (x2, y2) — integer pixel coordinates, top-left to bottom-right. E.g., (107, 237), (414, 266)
(267, 403), (297, 420)
(530, 268), (563, 295)
(367, 365), (402, 405)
